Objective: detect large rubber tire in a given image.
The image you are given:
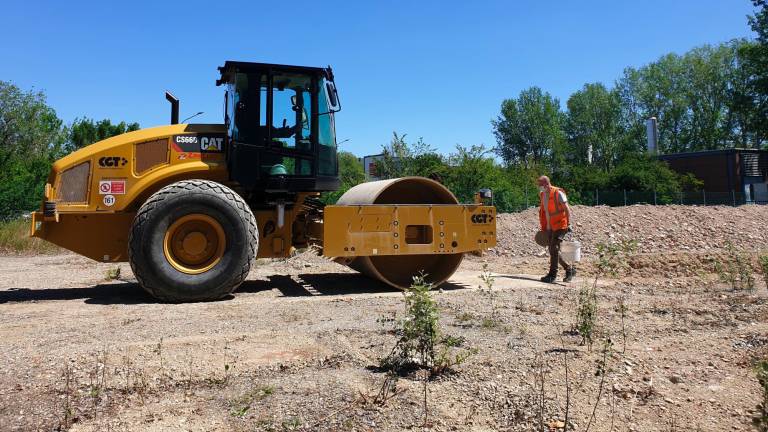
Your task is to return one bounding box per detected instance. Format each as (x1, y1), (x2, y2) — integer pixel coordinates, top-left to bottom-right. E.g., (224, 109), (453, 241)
(128, 180), (257, 302)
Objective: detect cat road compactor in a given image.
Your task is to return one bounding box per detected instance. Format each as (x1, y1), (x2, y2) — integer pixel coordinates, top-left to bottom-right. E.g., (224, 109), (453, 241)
(30, 61), (497, 302)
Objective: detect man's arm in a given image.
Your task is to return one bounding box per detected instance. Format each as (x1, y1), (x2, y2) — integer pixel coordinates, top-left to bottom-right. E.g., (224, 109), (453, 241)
(564, 202), (572, 229)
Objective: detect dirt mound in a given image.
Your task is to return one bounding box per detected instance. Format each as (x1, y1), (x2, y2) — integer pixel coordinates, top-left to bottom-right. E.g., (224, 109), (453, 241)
(490, 204), (768, 258)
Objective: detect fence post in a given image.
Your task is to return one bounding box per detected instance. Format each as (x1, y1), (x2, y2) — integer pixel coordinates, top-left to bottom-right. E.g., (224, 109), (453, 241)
(732, 189), (736, 207)
(702, 190), (706, 206)
(654, 189), (657, 205)
(623, 189), (627, 206)
(595, 188), (599, 206)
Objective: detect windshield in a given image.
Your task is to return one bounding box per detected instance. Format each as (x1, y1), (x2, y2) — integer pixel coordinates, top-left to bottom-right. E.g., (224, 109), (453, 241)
(230, 72), (314, 150)
(227, 71), (337, 177)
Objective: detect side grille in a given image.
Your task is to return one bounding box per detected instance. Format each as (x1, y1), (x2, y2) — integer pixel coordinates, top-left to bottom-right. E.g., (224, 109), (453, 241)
(56, 161), (90, 203)
(742, 153), (761, 177)
(135, 139), (169, 175)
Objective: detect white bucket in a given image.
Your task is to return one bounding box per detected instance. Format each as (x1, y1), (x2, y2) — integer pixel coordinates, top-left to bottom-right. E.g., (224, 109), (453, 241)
(560, 240), (581, 263)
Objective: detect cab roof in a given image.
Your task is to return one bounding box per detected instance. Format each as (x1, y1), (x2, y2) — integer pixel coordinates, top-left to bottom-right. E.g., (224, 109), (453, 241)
(216, 61), (333, 86)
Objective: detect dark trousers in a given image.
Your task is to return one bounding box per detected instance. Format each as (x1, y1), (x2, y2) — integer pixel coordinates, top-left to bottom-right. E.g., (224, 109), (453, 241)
(547, 229), (572, 276)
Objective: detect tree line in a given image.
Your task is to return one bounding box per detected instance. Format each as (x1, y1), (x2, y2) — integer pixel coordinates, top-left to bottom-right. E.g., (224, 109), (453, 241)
(490, 1), (767, 201)
(494, 40), (765, 171)
(495, 1), (767, 171)
(332, 1), (768, 210)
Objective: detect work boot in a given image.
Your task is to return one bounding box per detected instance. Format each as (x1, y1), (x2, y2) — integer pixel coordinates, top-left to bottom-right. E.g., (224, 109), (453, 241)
(563, 268), (576, 283)
(540, 274), (557, 284)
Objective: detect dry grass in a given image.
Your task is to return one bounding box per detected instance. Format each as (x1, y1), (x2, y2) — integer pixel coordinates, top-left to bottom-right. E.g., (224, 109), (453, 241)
(0, 218), (60, 254)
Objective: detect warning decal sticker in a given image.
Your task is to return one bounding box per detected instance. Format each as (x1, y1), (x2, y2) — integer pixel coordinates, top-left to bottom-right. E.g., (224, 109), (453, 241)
(99, 180), (126, 195)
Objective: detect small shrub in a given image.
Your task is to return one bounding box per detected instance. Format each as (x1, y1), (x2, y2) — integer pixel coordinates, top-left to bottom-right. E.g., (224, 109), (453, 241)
(586, 338), (614, 432)
(754, 360), (768, 431)
(104, 266), (121, 281)
(518, 322), (530, 337)
(455, 312), (474, 323)
(759, 254), (768, 291)
(380, 274), (475, 376)
(229, 385), (275, 417)
(616, 294), (629, 353)
(595, 239), (637, 278)
(580, 240), (635, 353)
(480, 317), (499, 329)
(576, 282), (598, 351)
(478, 263), (495, 291)
(478, 263), (502, 328)
(282, 416), (302, 430)
(715, 242), (755, 291)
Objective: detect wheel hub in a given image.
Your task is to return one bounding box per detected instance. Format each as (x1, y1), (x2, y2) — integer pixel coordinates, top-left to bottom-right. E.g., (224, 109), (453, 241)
(182, 232), (208, 256)
(163, 214), (226, 274)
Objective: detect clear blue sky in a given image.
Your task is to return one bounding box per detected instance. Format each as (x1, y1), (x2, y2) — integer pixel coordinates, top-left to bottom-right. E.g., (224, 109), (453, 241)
(2, 0), (757, 157)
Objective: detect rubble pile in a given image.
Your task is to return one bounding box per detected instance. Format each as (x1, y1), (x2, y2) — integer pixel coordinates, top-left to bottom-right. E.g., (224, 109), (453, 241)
(490, 204), (768, 257)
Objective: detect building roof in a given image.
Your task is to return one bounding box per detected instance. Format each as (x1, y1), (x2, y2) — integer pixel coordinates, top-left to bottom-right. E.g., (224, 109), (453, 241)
(658, 148), (766, 160)
(216, 61), (332, 86)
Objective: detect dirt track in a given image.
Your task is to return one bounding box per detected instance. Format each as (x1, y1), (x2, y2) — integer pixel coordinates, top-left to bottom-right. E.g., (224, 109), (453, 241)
(1, 206), (767, 431)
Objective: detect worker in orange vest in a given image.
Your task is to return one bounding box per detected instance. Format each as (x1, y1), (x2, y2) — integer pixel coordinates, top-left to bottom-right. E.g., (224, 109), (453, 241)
(538, 175), (575, 283)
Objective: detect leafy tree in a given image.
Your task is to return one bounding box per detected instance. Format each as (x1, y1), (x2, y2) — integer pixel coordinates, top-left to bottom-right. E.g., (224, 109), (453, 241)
(0, 81), (66, 219)
(565, 83), (624, 169)
(377, 132), (413, 179)
(751, 0), (768, 41)
(66, 117), (139, 153)
(321, 151), (365, 203)
(731, 41), (764, 147)
(555, 155), (688, 204)
(443, 145), (500, 203)
(377, 132), (450, 180)
(442, 145), (536, 211)
(606, 156), (682, 202)
(410, 151), (449, 181)
(617, 54), (690, 153)
(338, 150), (365, 188)
(682, 44), (739, 149)
(0, 81), (65, 166)
(614, 67), (649, 157)
(555, 164), (610, 204)
(0, 158), (53, 220)
(492, 87), (565, 168)
(616, 42), (756, 152)
(736, 0), (768, 148)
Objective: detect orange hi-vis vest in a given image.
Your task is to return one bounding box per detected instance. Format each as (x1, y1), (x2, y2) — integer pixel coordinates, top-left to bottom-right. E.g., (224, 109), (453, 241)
(539, 186), (569, 231)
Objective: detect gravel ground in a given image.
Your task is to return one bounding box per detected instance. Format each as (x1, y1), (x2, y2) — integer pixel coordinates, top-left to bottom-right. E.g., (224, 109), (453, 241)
(0, 205), (767, 431)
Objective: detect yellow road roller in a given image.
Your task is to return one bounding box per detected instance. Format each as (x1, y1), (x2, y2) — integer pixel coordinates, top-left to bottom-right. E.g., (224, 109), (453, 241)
(30, 61), (496, 302)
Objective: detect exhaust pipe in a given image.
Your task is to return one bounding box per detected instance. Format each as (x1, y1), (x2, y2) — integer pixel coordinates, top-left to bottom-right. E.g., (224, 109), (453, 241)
(165, 91), (179, 125)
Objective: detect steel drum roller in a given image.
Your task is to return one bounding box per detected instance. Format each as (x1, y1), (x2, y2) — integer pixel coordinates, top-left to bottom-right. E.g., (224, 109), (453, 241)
(336, 177), (464, 289)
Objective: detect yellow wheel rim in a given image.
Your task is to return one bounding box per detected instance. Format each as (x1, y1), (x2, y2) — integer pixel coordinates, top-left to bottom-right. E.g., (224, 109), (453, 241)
(163, 214), (226, 274)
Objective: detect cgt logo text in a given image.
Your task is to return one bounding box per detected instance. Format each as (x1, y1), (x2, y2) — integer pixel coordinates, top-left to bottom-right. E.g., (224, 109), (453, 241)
(99, 156), (128, 168)
(173, 135), (224, 152)
(471, 213), (493, 224)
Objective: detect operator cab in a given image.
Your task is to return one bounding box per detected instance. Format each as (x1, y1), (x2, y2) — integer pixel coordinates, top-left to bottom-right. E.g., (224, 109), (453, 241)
(216, 61), (341, 194)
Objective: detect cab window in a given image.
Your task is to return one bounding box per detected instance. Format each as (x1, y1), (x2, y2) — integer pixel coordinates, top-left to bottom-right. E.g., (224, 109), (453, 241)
(271, 73), (313, 151)
(317, 79), (337, 176)
(230, 73), (267, 145)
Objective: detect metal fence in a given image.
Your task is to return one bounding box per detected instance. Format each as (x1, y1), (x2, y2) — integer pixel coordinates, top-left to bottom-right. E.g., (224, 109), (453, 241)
(588, 189), (762, 207)
(504, 189), (767, 213)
